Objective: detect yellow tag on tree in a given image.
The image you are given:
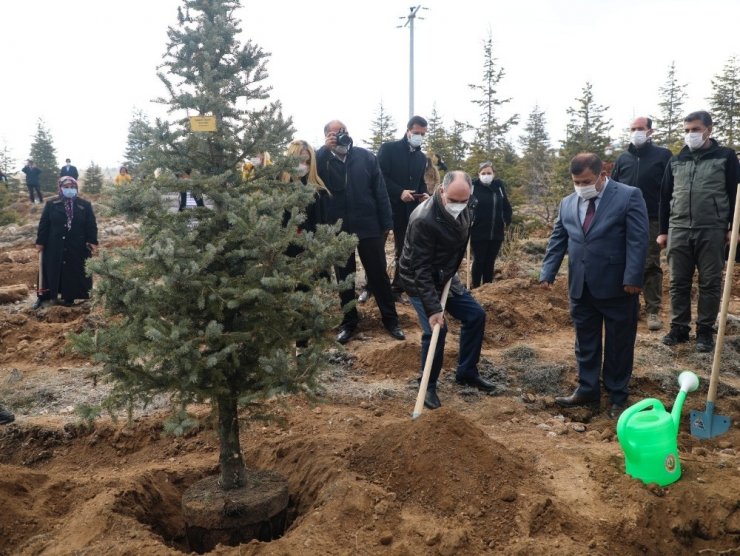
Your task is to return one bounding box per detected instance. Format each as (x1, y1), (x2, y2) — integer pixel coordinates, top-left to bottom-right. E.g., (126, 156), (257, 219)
(190, 116), (217, 132)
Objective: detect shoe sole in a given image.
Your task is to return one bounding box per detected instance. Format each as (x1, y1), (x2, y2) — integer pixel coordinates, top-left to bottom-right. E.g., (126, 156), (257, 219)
(647, 323), (663, 331)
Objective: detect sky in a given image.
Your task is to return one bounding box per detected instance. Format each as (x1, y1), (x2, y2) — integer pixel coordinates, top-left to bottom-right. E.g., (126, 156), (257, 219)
(2, 0), (739, 171)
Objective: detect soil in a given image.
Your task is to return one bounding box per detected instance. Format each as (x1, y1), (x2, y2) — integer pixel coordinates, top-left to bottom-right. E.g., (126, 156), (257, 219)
(1, 189), (739, 555)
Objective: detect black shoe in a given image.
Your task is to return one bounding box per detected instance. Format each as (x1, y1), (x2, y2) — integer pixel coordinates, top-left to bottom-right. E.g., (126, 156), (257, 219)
(456, 374), (496, 392)
(695, 327), (714, 353)
(336, 326), (355, 345)
(555, 391), (599, 409)
(385, 324), (405, 341)
(62, 299), (74, 307)
(607, 403), (625, 420)
(662, 325), (689, 346)
(358, 288), (371, 304)
(32, 298), (43, 309)
(0, 406), (15, 425)
(424, 389), (441, 410)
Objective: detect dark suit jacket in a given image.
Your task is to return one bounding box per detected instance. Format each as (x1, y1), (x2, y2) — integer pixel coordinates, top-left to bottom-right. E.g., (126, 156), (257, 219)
(60, 165), (79, 179)
(377, 136), (427, 226)
(539, 179), (649, 300)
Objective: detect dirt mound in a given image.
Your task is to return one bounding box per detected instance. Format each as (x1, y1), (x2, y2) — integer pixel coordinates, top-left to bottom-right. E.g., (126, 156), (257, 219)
(350, 408), (529, 515)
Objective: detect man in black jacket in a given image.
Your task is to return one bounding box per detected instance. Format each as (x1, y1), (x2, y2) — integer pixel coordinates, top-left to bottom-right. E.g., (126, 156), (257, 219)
(398, 170), (494, 410)
(317, 119), (404, 344)
(611, 117), (672, 331)
(378, 115), (429, 297)
(21, 160), (43, 204)
(60, 158), (79, 179)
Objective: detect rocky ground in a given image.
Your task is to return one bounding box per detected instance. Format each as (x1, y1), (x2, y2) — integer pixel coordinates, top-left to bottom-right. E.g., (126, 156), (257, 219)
(1, 190), (739, 555)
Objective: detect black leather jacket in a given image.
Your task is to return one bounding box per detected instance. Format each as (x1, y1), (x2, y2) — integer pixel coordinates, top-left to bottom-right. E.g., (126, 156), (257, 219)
(397, 189), (471, 316)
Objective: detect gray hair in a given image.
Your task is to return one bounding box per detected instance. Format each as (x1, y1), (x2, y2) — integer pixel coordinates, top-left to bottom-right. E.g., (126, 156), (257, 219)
(323, 119), (347, 135)
(441, 170), (472, 190)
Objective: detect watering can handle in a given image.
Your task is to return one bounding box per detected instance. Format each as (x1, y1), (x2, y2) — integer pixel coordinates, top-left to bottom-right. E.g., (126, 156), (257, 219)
(616, 398), (665, 451)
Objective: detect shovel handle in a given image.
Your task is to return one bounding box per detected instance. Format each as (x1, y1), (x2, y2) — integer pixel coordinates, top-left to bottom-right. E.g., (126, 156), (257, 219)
(37, 250), (43, 295)
(707, 189), (740, 404)
(412, 278), (453, 419)
(466, 240), (471, 291)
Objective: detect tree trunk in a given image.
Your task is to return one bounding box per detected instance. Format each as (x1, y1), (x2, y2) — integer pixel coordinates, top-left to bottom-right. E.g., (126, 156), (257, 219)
(216, 392), (246, 490)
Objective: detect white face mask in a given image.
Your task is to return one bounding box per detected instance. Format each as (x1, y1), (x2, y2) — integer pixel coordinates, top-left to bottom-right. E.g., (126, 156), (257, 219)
(408, 133), (424, 149)
(479, 174), (494, 185)
(574, 183), (599, 200)
(249, 157), (262, 167)
(685, 131), (706, 151)
(295, 163), (309, 178)
(445, 202), (467, 219)
(630, 131), (648, 147)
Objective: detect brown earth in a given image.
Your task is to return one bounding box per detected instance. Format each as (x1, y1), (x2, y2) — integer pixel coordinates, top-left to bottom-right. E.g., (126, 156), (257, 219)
(1, 189), (739, 555)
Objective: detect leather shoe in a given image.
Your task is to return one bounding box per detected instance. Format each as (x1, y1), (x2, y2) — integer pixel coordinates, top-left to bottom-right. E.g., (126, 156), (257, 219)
(555, 391), (599, 409)
(424, 389), (441, 410)
(336, 326), (355, 345)
(385, 325), (405, 341)
(358, 288), (371, 303)
(31, 298), (43, 310)
(608, 403), (625, 420)
(456, 374), (496, 392)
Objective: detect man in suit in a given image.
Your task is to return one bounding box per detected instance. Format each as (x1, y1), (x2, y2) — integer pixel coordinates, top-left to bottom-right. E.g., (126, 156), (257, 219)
(378, 115), (429, 299)
(539, 153), (649, 419)
(60, 158), (79, 179)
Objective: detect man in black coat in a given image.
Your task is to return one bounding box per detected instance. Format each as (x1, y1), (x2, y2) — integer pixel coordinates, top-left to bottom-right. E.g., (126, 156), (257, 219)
(60, 158), (79, 179)
(398, 171), (494, 410)
(378, 115), (429, 297)
(611, 117), (672, 331)
(316, 119), (404, 344)
(21, 160), (43, 203)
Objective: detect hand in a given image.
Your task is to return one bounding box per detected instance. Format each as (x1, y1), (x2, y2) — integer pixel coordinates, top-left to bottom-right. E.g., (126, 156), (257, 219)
(656, 234), (668, 249)
(87, 243), (98, 256)
(429, 312), (445, 329)
(400, 190), (415, 202)
(539, 281), (551, 290)
(624, 285), (642, 295)
(35, 244), (44, 252)
(727, 230), (739, 245)
(324, 131), (337, 150)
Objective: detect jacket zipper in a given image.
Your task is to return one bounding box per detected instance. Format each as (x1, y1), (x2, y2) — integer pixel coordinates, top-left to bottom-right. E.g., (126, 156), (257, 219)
(490, 186), (497, 240)
(688, 156), (697, 228)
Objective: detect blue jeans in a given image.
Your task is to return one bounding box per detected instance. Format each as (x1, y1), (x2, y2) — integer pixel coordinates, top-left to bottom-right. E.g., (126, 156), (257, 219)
(409, 288), (486, 389)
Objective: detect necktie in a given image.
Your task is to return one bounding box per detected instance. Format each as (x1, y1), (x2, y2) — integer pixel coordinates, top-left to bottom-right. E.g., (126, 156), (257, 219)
(582, 198), (596, 233)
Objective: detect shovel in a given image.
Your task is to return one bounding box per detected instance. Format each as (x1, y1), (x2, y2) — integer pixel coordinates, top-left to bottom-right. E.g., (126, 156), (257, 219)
(466, 239), (471, 290)
(690, 190), (739, 439)
(412, 278), (452, 419)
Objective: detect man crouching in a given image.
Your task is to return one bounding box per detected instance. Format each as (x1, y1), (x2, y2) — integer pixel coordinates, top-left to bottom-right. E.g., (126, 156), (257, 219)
(397, 170), (494, 410)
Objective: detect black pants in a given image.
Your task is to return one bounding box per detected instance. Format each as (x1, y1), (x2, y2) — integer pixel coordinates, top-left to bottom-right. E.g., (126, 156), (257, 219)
(390, 218), (409, 292)
(335, 236), (398, 329)
(179, 191), (204, 211)
(471, 238), (503, 288)
(27, 184), (43, 203)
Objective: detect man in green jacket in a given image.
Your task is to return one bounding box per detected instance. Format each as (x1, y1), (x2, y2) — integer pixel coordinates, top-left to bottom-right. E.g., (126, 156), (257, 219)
(658, 110), (740, 352)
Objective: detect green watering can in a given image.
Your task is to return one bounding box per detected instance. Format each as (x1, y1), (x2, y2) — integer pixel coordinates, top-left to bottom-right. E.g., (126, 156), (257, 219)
(616, 371), (699, 486)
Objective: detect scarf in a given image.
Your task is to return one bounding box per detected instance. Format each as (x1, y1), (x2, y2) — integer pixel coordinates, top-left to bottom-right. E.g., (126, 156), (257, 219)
(58, 176), (77, 230)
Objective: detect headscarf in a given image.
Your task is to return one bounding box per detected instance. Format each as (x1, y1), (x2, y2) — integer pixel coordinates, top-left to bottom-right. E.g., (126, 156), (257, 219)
(58, 176), (77, 230)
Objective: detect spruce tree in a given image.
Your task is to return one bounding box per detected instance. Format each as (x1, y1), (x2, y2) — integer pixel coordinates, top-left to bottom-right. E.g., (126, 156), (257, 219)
(364, 100), (397, 153)
(123, 109), (154, 175)
(709, 55), (740, 150)
(448, 120), (473, 170)
(518, 105), (558, 223)
(28, 119), (59, 193)
(652, 61), (687, 150)
(82, 162), (104, 194)
(560, 82), (612, 161)
(425, 104), (451, 170)
(0, 141), (18, 192)
(74, 0), (356, 491)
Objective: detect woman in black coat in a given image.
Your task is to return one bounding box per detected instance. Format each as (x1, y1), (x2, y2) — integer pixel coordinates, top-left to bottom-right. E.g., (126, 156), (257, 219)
(34, 177), (98, 307)
(470, 161), (512, 288)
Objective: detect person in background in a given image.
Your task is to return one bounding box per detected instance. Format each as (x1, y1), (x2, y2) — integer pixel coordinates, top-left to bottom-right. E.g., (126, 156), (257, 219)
(242, 152), (272, 181)
(317, 119), (404, 344)
(60, 158), (79, 179)
(177, 168), (205, 211)
(540, 153), (648, 420)
(611, 117), (672, 331)
(470, 161), (512, 288)
(21, 160), (43, 204)
(34, 176), (98, 308)
(114, 166), (132, 186)
(398, 170), (493, 410)
(658, 110), (740, 352)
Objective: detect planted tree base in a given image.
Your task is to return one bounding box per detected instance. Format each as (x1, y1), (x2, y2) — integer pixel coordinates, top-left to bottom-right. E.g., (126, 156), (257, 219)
(182, 470), (289, 553)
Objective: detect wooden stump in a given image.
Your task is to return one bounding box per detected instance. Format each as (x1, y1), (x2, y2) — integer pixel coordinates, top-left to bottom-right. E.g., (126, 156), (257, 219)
(182, 470), (289, 554)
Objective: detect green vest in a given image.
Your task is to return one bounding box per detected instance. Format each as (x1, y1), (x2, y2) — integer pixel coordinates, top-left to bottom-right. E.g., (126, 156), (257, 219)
(669, 153), (729, 229)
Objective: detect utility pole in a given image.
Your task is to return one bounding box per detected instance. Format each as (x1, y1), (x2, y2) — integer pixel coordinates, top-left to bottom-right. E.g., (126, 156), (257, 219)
(398, 5), (426, 119)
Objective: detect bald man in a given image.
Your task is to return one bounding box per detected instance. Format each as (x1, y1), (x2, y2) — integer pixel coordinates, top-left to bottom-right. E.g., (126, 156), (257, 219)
(397, 171), (494, 410)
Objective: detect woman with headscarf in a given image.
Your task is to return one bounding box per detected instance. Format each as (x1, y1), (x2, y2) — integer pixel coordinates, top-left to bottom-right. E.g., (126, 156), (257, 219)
(33, 176), (98, 308)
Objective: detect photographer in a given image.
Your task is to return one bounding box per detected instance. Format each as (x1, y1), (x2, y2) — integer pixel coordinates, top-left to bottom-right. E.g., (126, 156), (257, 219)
(378, 115), (429, 299)
(316, 119), (404, 345)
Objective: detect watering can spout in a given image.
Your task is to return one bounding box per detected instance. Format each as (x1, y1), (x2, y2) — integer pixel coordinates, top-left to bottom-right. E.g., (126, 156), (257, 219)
(673, 371), (700, 430)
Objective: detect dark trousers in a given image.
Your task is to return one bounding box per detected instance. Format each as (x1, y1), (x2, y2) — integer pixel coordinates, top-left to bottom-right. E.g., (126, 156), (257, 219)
(390, 216), (409, 292)
(471, 238), (503, 288)
(569, 283), (638, 406)
(409, 289), (485, 389)
(27, 184), (43, 203)
(642, 219), (663, 314)
(335, 236), (398, 330)
(179, 191), (204, 211)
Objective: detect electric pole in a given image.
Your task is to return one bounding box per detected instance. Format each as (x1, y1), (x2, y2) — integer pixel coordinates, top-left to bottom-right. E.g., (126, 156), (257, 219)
(398, 5), (426, 119)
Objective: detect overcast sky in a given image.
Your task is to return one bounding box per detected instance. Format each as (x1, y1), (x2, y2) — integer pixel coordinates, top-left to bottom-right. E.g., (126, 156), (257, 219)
(2, 0), (739, 171)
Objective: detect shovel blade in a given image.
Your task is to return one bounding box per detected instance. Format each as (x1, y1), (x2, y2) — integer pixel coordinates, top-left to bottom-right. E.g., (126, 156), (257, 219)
(690, 402), (732, 439)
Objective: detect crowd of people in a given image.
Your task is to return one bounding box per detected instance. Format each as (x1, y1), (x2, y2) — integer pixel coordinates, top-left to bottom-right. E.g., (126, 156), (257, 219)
(2, 109), (738, 425)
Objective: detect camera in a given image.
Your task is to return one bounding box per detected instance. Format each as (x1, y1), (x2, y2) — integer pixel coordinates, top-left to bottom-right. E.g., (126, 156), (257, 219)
(335, 129), (353, 148)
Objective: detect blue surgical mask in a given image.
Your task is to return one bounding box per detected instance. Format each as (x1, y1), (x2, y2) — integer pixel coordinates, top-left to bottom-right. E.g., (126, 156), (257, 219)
(61, 187), (77, 199)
